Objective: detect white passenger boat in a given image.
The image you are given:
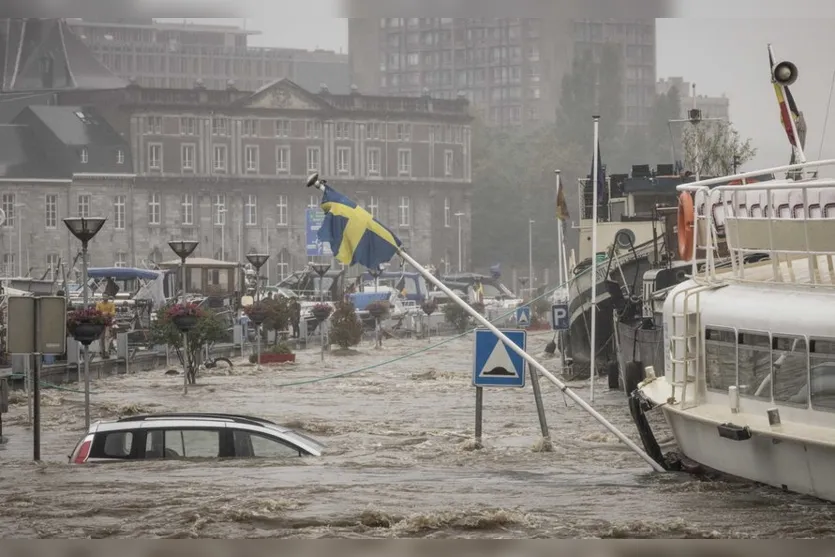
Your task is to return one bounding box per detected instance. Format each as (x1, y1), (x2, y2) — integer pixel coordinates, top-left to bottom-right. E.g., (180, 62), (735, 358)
(634, 51), (835, 501)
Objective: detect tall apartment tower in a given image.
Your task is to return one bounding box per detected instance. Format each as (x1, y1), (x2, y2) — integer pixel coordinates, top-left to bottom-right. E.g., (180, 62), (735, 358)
(349, 17), (657, 129)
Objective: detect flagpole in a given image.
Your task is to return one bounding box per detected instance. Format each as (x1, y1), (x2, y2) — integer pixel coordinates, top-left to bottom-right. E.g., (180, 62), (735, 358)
(305, 176), (664, 472)
(555, 169), (564, 286)
(590, 115), (600, 403)
(769, 44), (807, 165)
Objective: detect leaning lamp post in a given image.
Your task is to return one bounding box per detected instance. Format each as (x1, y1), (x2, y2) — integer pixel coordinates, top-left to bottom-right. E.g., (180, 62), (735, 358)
(168, 240), (199, 394)
(309, 261), (331, 362)
(245, 253), (270, 369)
(63, 217), (107, 430)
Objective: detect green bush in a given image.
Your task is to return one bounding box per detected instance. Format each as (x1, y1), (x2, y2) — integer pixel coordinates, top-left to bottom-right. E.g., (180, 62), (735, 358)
(443, 303), (470, 333)
(150, 303), (226, 384)
(330, 300), (363, 349)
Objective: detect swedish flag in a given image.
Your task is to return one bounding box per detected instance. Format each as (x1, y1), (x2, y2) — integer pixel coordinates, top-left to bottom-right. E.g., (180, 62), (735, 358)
(317, 185), (402, 269)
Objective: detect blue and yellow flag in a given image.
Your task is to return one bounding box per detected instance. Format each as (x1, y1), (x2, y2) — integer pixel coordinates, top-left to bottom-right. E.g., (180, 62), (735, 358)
(317, 185), (402, 269)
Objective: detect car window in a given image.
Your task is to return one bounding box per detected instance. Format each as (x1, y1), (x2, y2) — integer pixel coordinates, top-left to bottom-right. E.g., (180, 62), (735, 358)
(147, 429), (220, 459)
(232, 430), (301, 458)
(96, 431), (133, 458)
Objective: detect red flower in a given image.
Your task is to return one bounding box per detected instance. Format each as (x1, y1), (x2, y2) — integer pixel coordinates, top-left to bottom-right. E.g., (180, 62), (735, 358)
(165, 302), (204, 320)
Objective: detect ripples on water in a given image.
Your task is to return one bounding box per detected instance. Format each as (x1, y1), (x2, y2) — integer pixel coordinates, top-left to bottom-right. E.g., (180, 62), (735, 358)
(1, 332), (833, 538)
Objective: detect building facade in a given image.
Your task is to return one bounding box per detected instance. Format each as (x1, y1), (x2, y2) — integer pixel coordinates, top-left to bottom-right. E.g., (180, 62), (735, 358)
(51, 79), (473, 283)
(656, 77), (731, 121)
(66, 19), (351, 94)
(348, 17), (656, 129)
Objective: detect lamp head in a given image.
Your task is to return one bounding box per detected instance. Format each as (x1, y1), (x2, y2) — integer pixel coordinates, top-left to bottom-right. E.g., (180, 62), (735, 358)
(168, 240), (199, 259)
(245, 253), (270, 270)
(63, 217), (106, 244)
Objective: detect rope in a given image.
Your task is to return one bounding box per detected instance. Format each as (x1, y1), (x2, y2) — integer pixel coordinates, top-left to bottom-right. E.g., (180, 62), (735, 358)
(276, 267), (593, 388)
(8, 373), (101, 395)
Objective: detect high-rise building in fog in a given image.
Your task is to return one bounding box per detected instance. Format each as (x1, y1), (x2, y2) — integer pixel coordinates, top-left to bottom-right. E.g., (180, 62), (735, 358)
(65, 19), (351, 94)
(348, 18), (657, 129)
(657, 77), (731, 121)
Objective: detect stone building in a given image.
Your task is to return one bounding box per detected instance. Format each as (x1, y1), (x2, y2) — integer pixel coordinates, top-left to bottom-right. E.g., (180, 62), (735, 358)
(53, 79), (474, 283)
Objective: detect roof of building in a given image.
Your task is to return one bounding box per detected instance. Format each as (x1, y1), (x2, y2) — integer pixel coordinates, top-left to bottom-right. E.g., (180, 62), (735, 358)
(0, 104), (130, 179)
(1, 19), (127, 93)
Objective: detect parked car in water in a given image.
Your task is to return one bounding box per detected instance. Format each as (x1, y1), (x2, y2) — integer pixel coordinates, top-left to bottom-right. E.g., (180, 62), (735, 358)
(68, 413), (324, 464)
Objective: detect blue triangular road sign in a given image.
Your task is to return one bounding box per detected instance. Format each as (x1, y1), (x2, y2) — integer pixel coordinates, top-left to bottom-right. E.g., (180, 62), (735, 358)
(473, 329), (526, 388)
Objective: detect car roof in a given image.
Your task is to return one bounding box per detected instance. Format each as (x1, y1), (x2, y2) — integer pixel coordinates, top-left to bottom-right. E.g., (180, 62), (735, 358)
(89, 413), (324, 456)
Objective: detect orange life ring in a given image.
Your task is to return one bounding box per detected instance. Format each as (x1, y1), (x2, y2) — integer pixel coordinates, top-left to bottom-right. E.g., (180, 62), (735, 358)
(677, 192), (695, 260)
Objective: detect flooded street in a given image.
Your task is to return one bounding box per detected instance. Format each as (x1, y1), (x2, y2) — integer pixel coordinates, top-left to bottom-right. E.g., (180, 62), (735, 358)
(1, 331), (833, 538)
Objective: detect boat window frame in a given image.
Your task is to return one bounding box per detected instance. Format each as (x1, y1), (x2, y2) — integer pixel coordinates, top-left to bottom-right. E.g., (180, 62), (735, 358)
(770, 332), (810, 409)
(735, 329), (773, 401)
(703, 325), (738, 394)
(809, 337), (835, 413)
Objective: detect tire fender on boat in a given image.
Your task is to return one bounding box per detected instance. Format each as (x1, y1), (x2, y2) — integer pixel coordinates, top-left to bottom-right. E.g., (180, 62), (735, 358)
(677, 192), (695, 260)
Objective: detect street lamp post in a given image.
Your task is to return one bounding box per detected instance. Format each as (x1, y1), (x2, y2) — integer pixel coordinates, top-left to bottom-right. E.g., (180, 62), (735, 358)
(454, 212), (465, 272)
(309, 262), (330, 361)
(218, 207), (227, 260)
(63, 217), (107, 429)
(14, 203), (24, 276)
(528, 219), (535, 299)
(168, 240), (199, 395)
(246, 253), (270, 371)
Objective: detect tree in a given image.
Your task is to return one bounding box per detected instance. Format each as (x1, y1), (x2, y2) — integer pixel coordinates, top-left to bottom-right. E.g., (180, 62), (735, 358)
(150, 305), (227, 384)
(597, 43), (624, 147)
(556, 48), (597, 152)
(647, 86), (682, 166)
(682, 120), (757, 177)
(329, 300), (363, 349)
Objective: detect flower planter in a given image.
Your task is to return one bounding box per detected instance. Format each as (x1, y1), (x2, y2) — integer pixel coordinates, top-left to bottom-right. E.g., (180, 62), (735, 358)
(259, 353), (296, 364)
(420, 302), (438, 316)
(172, 314), (199, 332)
(71, 322), (105, 345)
(248, 310), (268, 326)
(311, 308), (331, 322)
(367, 305), (389, 320)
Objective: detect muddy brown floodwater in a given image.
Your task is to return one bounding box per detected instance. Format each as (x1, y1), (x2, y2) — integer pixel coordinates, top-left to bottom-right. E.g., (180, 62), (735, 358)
(1, 331), (833, 538)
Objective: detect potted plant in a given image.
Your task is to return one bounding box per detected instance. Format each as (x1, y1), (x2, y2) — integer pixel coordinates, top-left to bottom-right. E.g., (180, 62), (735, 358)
(243, 300), (269, 326)
(311, 302), (333, 322)
(366, 300), (391, 320)
(166, 302), (203, 332)
(420, 299), (438, 316)
(471, 301), (485, 315)
(259, 341), (296, 364)
(67, 308), (114, 346)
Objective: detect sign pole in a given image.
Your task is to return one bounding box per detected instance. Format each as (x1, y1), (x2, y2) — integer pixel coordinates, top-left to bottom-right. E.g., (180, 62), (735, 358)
(33, 304), (40, 462)
(474, 386), (483, 448)
(528, 365), (552, 448)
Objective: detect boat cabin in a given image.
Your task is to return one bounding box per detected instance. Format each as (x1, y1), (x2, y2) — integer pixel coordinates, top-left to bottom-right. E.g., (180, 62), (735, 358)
(158, 258), (243, 309)
(275, 268), (345, 301)
(357, 271), (429, 303)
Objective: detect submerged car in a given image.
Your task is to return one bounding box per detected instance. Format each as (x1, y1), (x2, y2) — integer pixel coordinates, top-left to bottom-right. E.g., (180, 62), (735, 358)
(69, 413), (324, 463)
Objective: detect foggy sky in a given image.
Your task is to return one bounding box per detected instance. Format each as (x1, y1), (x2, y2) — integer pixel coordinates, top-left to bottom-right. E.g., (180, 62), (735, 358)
(170, 14), (835, 172)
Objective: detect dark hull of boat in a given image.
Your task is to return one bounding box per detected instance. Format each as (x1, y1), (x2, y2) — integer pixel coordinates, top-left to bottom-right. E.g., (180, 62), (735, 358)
(615, 319), (665, 387)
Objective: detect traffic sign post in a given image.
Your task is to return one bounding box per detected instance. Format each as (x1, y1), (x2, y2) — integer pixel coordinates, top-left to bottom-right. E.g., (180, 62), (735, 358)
(515, 306), (531, 329)
(551, 304), (569, 330)
(472, 328), (551, 448)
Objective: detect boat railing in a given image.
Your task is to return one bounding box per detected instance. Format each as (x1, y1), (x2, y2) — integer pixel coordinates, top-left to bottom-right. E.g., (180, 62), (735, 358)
(677, 159), (835, 287)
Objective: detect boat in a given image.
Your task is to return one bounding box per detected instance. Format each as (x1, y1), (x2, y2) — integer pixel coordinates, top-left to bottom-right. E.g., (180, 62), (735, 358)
(631, 47), (835, 500)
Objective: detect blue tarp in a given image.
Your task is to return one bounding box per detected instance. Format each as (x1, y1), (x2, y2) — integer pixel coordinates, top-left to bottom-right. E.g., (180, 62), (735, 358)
(349, 291), (390, 310)
(87, 267), (164, 281)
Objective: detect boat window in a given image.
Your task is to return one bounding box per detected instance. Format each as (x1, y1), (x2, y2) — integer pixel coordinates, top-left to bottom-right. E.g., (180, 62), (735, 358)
(810, 339), (835, 411)
(737, 331), (771, 399)
(704, 327), (736, 391)
(771, 335), (808, 406)
(187, 268), (202, 291)
(207, 269), (230, 293)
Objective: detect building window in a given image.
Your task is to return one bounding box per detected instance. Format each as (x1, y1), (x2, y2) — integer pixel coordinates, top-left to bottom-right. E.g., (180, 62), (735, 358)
(276, 250), (289, 280)
(148, 143), (162, 170)
(245, 145), (259, 173)
(77, 194), (90, 218)
(181, 193), (193, 226)
(305, 120), (321, 138)
(445, 150), (454, 176)
(1, 193), (14, 228)
(308, 195), (319, 210)
(276, 146), (289, 173)
(212, 117), (229, 136)
(245, 194), (257, 226)
(444, 197), (450, 227)
(181, 144), (195, 171)
(147, 115), (161, 134)
(80, 147), (88, 164)
(213, 194), (226, 226)
(2, 253), (14, 275)
(45, 194), (57, 229)
(115, 252), (127, 268)
(275, 119), (289, 138)
(337, 147), (351, 174)
(46, 253), (59, 280)
(398, 149), (411, 175)
(396, 123), (411, 141)
(367, 148), (381, 175)
(398, 196), (410, 227)
(180, 117), (196, 135)
(366, 122), (382, 140)
(307, 146), (320, 172)
(148, 192), (161, 225)
(369, 196), (379, 219)
(242, 119), (258, 137)
(276, 195), (288, 226)
(114, 195), (126, 230)
(213, 145), (227, 172)
(335, 122), (352, 140)
(117, 149), (124, 164)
